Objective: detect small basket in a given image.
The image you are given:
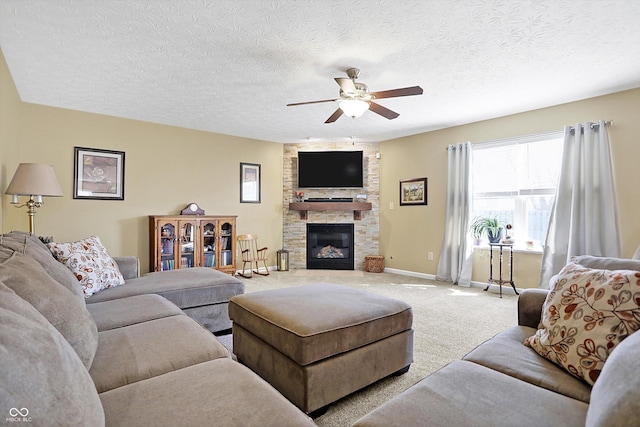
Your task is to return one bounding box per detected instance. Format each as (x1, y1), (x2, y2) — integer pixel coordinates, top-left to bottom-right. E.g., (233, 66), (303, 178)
(365, 255), (385, 273)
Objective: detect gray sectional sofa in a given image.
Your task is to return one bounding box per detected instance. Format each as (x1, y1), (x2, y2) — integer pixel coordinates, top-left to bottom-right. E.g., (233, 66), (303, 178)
(355, 256), (640, 427)
(0, 231), (315, 426)
(86, 257), (244, 334)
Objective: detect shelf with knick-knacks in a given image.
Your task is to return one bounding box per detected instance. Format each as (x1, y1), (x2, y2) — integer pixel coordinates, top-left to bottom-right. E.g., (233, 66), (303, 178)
(288, 201), (372, 220)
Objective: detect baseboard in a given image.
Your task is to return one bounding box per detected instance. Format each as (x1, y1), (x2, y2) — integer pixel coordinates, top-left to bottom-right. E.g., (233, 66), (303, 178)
(383, 268), (437, 281)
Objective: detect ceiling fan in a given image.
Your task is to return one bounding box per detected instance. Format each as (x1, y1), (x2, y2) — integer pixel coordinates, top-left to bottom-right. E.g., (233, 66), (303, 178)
(287, 68), (423, 124)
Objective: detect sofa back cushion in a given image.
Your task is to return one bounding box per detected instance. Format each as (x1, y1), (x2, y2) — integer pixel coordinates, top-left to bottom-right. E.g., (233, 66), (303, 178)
(0, 281), (104, 426)
(586, 331), (640, 426)
(572, 254), (640, 272)
(0, 248), (98, 368)
(0, 231), (85, 303)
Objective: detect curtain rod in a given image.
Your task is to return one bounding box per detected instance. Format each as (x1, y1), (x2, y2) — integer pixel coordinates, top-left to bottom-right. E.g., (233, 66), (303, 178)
(446, 120), (613, 150)
(569, 120), (613, 132)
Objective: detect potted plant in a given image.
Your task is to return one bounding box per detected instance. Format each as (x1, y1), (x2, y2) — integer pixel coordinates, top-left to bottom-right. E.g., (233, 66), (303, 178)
(470, 215), (504, 243)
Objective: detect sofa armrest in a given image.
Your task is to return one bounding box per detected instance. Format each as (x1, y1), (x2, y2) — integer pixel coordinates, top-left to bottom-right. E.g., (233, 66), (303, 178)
(113, 256), (140, 280)
(517, 288), (549, 328)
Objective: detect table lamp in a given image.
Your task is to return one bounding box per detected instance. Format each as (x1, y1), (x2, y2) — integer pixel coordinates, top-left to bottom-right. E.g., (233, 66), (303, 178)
(5, 163), (63, 234)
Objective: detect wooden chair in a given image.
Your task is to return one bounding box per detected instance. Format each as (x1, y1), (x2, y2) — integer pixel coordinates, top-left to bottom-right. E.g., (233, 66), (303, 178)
(237, 234), (269, 278)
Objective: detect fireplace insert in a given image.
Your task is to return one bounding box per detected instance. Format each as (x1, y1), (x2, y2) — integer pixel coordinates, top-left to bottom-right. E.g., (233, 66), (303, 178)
(306, 223), (354, 270)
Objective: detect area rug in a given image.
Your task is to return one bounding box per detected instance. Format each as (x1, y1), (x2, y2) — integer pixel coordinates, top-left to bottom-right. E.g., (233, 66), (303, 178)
(293, 269), (364, 277)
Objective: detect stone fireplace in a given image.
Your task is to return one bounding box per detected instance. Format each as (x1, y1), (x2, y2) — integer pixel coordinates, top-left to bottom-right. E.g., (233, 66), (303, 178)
(283, 142), (380, 270)
(306, 223), (354, 270)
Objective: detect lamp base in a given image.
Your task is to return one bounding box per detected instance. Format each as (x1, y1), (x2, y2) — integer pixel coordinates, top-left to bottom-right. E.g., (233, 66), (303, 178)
(11, 195), (42, 235)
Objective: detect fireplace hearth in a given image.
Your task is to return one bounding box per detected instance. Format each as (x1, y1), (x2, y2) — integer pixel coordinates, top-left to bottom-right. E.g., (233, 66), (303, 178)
(306, 223), (354, 270)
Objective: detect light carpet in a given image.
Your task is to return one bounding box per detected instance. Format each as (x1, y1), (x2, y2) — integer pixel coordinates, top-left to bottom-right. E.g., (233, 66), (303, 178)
(294, 269), (364, 277)
(223, 270), (518, 427)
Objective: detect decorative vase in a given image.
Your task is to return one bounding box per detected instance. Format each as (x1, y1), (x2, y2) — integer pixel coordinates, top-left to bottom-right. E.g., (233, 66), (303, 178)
(487, 227), (503, 244)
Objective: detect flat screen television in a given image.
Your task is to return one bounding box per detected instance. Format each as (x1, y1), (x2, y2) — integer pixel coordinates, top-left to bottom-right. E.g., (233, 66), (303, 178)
(297, 150), (364, 188)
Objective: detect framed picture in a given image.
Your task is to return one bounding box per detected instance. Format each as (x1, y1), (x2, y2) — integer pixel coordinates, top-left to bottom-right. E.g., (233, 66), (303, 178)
(400, 177), (427, 206)
(73, 147), (125, 200)
(240, 162), (261, 203)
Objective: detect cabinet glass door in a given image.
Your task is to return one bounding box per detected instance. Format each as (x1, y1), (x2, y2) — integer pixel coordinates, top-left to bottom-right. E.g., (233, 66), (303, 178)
(159, 222), (176, 271)
(201, 221), (216, 268)
(179, 221), (196, 268)
(220, 221), (233, 266)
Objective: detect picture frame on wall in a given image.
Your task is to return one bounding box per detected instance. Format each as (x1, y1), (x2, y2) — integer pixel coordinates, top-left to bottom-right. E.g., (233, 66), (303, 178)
(399, 177), (427, 206)
(240, 162), (261, 203)
(73, 147), (125, 200)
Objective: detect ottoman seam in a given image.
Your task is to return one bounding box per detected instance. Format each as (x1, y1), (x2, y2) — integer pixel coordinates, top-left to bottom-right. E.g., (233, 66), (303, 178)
(230, 304), (412, 337)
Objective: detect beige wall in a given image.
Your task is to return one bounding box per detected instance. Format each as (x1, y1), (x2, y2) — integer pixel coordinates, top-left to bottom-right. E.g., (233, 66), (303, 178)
(380, 88), (640, 288)
(0, 49), (22, 229)
(0, 50), (284, 273)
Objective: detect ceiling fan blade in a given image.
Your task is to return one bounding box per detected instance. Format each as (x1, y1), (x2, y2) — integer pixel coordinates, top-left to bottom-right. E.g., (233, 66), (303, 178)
(324, 108), (344, 124)
(335, 77), (357, 94)
(287, 98), (338, 107)
(371, 86), (423, 99)
(369, 101), (399, 120)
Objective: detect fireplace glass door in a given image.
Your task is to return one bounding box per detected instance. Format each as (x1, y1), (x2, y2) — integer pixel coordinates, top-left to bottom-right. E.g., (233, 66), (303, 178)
(306, 223), (354, 270)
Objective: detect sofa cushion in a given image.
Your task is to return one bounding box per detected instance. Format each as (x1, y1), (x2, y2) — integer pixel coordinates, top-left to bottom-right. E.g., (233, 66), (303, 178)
(0, 249), (99, 368)
(86, 294), (183, 331)
(353, 360), (588, 427)
(99, 358), (315, 427)
(112, 255), (139, 280)
(89, 314), (230, 392)
(586, 330), (640, 426)
(0, 231), (85, 302)
(464, 325), (592, 402)
(85, 267), (245, 308)
(0, 281), (104, 426)
(524, 262), (640, 385)
(47, 235), (125, 297)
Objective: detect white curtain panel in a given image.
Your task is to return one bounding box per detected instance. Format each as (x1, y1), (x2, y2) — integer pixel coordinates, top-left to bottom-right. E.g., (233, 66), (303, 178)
(436, 142), (473, 287)
(539, 121), (621, 288)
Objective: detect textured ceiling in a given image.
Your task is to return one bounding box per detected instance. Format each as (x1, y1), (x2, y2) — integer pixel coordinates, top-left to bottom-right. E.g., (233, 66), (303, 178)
(1, 0), (640, 144)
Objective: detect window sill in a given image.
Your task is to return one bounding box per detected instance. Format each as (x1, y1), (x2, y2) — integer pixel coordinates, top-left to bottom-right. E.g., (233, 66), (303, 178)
(473, 244), (543, 255)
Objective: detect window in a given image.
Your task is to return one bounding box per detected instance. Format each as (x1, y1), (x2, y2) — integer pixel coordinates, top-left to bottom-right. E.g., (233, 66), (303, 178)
(471, 131), (564, 250)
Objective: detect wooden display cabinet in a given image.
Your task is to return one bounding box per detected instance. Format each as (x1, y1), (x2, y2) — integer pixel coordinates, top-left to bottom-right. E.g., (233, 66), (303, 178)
(149, 215), (237, 275)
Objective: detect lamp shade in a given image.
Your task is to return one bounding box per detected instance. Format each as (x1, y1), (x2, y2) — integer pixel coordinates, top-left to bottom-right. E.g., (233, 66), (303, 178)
(339, 99), (370, 118)
(5, 163), (63, 197)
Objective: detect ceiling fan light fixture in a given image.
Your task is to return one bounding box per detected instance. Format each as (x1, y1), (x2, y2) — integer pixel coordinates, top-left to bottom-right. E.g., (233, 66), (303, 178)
(339, 99), (369, 119)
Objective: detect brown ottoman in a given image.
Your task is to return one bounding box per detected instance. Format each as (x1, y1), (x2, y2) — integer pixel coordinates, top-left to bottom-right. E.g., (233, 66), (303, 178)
(228, 282), (414, 414)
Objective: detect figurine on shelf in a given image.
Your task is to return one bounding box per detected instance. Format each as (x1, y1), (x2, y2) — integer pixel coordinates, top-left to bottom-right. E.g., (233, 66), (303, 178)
(502, 223), (515, 244)
(294, 190), (305, 202)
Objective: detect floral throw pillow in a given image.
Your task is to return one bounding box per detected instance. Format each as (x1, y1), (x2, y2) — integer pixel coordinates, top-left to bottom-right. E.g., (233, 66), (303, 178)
(524, 262), (640, 385)
(47, 236), (125, 297)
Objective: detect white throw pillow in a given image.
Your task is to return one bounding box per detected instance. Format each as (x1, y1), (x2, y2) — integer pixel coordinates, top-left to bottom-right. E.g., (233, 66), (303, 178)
(47, 236), (124, 297)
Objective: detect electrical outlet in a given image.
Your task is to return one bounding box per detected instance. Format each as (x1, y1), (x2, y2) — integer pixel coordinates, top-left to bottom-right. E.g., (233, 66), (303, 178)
(428, 252), (434, 261)
(389, 202), (394, 209)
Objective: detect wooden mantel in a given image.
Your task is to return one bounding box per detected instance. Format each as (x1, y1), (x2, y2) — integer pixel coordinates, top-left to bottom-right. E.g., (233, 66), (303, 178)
(288, 201), (372, 220)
